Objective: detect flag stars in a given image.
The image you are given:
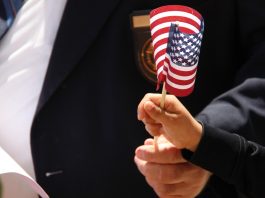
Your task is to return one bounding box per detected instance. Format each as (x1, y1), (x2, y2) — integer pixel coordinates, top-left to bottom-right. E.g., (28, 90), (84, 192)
(165, 23), (203, 68)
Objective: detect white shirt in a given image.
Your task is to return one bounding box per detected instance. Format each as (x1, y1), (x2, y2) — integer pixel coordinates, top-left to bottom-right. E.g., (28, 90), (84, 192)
(0, 0), (67, 197)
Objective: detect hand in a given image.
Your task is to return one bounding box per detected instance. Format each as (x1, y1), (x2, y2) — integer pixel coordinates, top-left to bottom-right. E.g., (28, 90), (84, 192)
(134, 137), (211, 198)
(137, 93), (202, 151)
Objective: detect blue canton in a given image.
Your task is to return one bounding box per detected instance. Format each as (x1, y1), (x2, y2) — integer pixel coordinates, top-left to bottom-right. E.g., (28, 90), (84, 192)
(166, 23), (204, 67)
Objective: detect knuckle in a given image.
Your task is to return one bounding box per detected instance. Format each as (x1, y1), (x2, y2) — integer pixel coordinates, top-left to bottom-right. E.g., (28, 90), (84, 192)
(156, 184), (172, 196)
(145, 93), (152, 98)
(157, 166), (172, 183)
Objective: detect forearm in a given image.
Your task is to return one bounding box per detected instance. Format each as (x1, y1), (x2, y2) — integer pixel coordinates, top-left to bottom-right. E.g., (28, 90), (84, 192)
(196, 78), (265, 142)
(183, 123), (265, 198)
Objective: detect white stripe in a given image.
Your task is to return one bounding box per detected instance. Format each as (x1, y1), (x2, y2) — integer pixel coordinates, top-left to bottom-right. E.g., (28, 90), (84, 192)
(166, 78), (195, 89)
(155, 54), (166, 67)
(166, 54), (198, 71)
(152, 32), (169, 46)
(157, 66), (164, 76)
(150, 11), (201, 26)
(154, 43), (167, 58)
(164, 62), (197, 80)
(151, 22), (199, 36)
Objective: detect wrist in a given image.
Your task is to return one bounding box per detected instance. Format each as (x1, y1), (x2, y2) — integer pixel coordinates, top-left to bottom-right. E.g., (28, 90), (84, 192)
(186, 120), (203, 152)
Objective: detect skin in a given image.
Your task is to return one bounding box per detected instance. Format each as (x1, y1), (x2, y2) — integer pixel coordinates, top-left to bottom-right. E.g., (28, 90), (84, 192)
(134, 93), (212, 197)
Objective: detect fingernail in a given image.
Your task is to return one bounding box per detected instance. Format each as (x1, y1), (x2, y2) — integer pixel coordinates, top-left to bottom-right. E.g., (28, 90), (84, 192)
(136, 148), (145, 159)
(137, 110), (143, 120)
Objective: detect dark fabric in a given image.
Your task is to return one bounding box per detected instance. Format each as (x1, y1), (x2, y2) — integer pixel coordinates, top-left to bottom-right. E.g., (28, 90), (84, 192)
(0, 1), (7, 19)
(29, 0), (265, 197)
(185, 122), (265, 198)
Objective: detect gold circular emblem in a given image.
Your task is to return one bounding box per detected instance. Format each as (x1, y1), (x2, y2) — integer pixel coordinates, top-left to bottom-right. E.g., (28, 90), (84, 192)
(139, 38), (157, 84)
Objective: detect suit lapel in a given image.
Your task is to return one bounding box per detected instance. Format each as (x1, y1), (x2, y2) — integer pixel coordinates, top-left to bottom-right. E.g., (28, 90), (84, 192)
(36, 0), (121, 113)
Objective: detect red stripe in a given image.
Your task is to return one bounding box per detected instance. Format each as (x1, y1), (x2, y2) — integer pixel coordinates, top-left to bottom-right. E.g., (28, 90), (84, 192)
(158, 72), (166, 82)
(150, 5), (202, 20)
(168, 64), (197, 76)
(152, 27), (169, 39)
(153, 38), (168, 51)
(154, 48), (166, 62)
(167, 74), (196, 85)
(165, 83), (195, 97)
(150, 16), (200, 32)
(164, 56), (198, 76)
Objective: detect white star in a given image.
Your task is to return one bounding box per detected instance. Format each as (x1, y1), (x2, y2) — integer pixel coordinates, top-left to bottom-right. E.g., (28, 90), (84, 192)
(181, 45), (187, 49)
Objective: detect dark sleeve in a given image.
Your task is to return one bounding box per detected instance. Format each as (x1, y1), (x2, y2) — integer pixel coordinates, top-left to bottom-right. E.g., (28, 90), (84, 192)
(183, 123), (265, 198)
(196, 0), (265, 143)
(191, 1), (265, 197)
(196, 78), (265, 144)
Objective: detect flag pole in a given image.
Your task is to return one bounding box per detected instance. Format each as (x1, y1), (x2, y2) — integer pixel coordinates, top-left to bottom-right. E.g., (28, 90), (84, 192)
(160, 82), (167, 109)
(154, 82), (166, 150)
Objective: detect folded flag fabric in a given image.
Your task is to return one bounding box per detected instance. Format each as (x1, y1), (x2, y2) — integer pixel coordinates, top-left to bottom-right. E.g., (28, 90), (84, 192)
(150, 5), (204, 96)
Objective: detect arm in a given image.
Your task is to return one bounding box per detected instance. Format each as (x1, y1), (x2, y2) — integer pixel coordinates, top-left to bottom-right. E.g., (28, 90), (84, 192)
(138, 93), (265, 197)
(185, 122), (265, 198)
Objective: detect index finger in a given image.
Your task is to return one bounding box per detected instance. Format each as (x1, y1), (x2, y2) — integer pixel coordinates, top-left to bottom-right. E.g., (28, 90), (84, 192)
(137, 93), (162, 121)
(135, 143), (186, 164)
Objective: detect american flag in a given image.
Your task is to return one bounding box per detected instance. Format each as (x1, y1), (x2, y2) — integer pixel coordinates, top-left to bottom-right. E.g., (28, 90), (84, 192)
(164, 23), (204, 96)
(150, 5), (204, 96)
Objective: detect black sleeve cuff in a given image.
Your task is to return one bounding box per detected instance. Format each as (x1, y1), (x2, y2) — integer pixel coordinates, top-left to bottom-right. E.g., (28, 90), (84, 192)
(182, 122), (242, 181)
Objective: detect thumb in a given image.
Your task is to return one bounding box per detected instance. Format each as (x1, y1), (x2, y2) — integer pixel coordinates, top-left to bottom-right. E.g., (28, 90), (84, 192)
(143, 101), (165, 123)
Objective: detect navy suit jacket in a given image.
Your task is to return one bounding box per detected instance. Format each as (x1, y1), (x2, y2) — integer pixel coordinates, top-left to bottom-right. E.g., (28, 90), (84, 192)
(30, 0), (265, 197)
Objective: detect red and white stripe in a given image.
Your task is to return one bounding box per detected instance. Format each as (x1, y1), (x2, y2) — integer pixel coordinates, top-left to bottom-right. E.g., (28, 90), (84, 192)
(150, 5), (203, 85)
(164, 53), (198, 96)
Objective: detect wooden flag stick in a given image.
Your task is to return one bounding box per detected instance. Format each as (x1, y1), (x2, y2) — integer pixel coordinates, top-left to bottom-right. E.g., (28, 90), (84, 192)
(154, 82), (167, 150)
(160, 82), (167, 109)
